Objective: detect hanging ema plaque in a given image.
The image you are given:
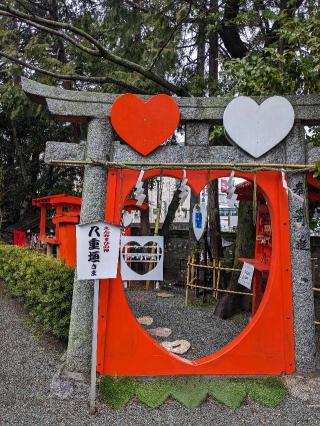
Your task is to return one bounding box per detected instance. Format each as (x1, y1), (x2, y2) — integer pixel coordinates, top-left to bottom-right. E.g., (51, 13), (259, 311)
(192, 203), (207, 241)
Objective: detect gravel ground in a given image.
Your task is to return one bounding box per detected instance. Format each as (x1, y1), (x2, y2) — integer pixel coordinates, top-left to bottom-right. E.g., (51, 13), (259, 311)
(2, 283), (320, 426)
(126, 289), (250, 360)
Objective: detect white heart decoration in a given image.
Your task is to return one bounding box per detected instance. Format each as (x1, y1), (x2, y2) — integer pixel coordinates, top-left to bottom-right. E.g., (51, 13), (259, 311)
(122, 241), (162, 273)
(223, 96), (295, 158)
(120, 236), (164, 281)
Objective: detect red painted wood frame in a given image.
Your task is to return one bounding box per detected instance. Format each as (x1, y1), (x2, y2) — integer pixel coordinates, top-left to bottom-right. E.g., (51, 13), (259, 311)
(97, 169), (295, 376)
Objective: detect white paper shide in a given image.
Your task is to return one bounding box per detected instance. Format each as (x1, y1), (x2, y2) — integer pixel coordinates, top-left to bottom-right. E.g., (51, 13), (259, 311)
(76, 221), (121, 280)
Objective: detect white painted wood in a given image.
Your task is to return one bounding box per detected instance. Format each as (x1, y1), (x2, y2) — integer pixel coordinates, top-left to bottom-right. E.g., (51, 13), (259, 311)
(120, 236), (164, 281)
(223, 96), (295, 158)
(89, 279), (99, 414)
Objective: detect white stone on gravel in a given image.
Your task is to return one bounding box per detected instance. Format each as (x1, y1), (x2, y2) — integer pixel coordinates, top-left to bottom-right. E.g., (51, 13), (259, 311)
(148, 327), (172, 338)
(161, 339), (191, 354)
(137, 316), (153, 326)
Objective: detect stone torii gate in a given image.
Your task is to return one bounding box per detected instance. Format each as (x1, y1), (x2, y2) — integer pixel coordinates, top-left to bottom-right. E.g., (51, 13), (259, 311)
(22, 77), (320, 374)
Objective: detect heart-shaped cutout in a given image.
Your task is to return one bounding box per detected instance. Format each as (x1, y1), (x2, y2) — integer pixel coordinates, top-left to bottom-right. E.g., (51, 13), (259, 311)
(110, 93), (180, 156)
(223, 96), (295, 158)
(122, 241), (162, 274)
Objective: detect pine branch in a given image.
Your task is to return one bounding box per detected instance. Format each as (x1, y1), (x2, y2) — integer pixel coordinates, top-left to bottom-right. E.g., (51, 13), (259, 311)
(0, 50), (150, 94)
(0, 2), (190, 96)
(0, 10), (100, 57)
(124, 0), (150, 14)
(123, 0), (177, 23)
(148, 0), (193, 71)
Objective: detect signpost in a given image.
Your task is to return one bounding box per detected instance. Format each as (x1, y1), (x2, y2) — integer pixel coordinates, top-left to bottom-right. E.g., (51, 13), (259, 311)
(89, 278), (99, 413)
(76, 220), (121, 412)
(76, 221), (121, 280)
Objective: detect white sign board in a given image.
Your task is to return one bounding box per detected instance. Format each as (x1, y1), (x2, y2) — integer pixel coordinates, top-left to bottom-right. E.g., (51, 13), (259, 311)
(120, 236), (164, 281)
(238, 262), (254, 290)
(76, 221), (121, 280)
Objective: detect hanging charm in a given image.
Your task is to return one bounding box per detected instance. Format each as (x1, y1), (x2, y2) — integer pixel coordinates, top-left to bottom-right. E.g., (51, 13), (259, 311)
(134, 169), (146, 206)
(192, 202), (207, 241)
(178, 169), (189, 204)
(226, 171), (238, 207)
(122, 210), (134, 228)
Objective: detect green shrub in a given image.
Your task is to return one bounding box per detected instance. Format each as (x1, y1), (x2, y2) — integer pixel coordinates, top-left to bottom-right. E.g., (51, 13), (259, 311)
(0, 243), (74, 340)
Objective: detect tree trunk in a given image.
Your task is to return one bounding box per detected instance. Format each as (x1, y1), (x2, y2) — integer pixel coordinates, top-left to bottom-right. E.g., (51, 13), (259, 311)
(207, 0), (223, 263)
(214, 200), (255, 319)
(160, 184), (181, 240)
(207, 180), (223, 259)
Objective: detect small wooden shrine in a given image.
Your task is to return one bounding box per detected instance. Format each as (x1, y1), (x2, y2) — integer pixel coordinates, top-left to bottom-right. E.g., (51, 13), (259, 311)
(32, 194), (81, 266)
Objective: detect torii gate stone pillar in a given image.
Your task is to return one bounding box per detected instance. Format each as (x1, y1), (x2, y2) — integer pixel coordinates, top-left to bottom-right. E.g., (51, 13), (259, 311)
(22, 77), (320, 374)
(66, 118), (112, 371)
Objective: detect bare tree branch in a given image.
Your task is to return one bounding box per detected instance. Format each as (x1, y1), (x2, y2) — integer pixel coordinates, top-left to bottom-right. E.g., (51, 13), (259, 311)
(0, 2), (190, 96)
(0, 50), (150, 94)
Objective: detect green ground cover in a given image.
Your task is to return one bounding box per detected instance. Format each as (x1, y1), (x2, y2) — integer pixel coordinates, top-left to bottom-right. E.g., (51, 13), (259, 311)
(100, 376), (286, 410)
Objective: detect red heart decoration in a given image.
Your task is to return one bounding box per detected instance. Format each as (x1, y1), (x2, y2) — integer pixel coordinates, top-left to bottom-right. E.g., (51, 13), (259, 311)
(110, 93), (180, 156)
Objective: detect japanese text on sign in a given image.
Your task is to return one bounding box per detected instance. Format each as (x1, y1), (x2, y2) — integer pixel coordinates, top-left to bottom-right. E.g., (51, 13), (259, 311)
(76, 221), (121, 280)
(238, 262), (254, 290)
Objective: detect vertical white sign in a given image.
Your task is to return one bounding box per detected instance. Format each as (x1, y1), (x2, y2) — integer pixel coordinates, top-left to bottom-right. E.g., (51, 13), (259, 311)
(238, 262), (255, 289)
(76, 221), (121, 280)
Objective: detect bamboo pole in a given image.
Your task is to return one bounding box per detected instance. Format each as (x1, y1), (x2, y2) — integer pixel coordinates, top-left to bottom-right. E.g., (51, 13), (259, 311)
(185, 256), (190, 306)
(216, 260), (221, 300)
(185, 258), (252, 298)
(213, 259), (216, 300)
(189, 261), (241, 273)
(191, 255), (195, 297)
(187, 283), (252, 297)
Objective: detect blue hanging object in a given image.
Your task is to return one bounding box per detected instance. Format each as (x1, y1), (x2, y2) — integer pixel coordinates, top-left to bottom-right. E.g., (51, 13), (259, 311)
(192, 203), (207, 241)
(195, 211), (202, 228)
